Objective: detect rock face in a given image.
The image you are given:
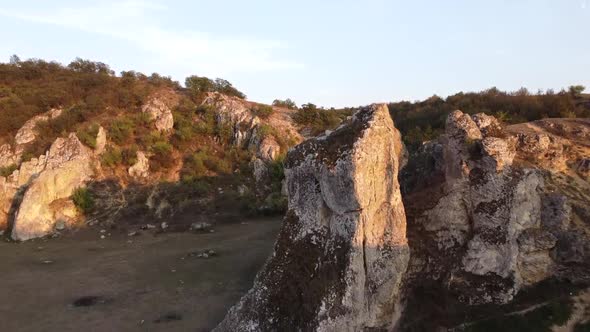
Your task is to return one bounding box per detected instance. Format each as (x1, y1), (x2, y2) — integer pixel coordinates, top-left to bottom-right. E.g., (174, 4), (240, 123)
(0, 144), (18, 168)
(128, 151), (150, 179)
(402, 111), (590, 307)
(142, 98), (174, 132)
(201, 92), (302, 185)
(11, 134), (94, 240)
(215, 104), (409, 331)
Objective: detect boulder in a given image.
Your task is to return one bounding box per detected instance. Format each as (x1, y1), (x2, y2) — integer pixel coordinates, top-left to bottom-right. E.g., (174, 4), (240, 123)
(214, 104), (409, 331)
(128, 151), (150, 179)
(11, 134), (94, 240)
(142, 98), (174, 132)
(95, 126), (107, 155)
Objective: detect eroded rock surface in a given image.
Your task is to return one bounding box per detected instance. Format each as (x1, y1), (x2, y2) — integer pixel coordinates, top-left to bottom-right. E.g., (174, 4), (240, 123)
(402, 111), (590, 308)
(128, 151), (150, 179)
(201, 92), (302, 186)
(142, 98), (174, 132)
(14, 108), (63, 146)
(11, 134), (95, 240)
(215, 104), (409, 331)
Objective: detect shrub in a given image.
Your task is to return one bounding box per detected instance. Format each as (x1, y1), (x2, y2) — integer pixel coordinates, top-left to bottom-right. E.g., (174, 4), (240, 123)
(0, 164), (17, 177)
(272, 98), (297, 109)
(293, 103), (341, 135)
(76, 123), (100, 148)
(149, 140), (174, 171)
(101, 146), (122, 167)
(251, 104), (274, 119)
(121, 146), (138, 166)
(185, 75), (246, 99)
(72, 187), (94, 214)
(109, 117), (134, 144)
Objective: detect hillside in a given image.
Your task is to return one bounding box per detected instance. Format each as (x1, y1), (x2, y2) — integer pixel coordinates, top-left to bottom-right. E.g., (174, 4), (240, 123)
(0, 57), (589, 331)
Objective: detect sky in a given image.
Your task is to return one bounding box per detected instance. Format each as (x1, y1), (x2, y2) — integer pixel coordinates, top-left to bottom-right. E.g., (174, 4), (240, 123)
(0, 0), (588, 107)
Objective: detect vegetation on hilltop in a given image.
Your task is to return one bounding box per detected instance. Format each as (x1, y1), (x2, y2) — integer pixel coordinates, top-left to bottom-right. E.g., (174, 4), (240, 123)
(0, 55), (287, 216)
(388, 86), (588, 150)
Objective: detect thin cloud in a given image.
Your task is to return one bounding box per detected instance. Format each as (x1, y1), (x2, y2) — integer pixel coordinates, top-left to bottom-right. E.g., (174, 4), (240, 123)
(0, 0), (303, 76)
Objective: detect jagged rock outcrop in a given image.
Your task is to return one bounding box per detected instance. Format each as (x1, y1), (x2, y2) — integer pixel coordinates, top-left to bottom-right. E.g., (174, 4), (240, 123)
(142, 98), (174, 132)
(0, 124), (106, 238)
(201, 92), (302, 185)
(215, 104), (409, 331)
(11, 133), (95, 240)
(128, 151), (150, 179)
(0, 108), (64, 168)
(14, 108), (63, 146)
(402, 111), (590, 308)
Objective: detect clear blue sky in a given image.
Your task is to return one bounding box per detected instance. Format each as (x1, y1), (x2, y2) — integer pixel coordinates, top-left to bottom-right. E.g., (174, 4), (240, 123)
(1, 0), (588, 107)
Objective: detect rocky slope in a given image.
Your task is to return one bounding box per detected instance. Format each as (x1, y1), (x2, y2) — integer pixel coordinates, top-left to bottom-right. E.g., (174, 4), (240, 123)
(215, 104), (409, 331)
(0, 90), (303, 240)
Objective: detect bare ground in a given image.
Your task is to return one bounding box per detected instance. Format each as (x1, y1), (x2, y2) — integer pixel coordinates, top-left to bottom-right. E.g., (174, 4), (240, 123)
(0, 217), (281, 332)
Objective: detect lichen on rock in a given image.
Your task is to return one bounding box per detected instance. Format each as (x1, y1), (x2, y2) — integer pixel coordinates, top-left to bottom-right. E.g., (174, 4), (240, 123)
(214, 104), (409, 331)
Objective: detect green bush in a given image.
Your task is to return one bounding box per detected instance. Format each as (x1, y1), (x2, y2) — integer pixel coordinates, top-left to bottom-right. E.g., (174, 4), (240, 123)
(121, 146), (138, 166)
(293, 103), (341, 135)
(272, 98), (297, 109)
(185, 76), (246, 99)
(251, 104), (274, 119)
(149, 140), (174, 171)
(101, 146), (122, 167)
(76, 123), (100, 148)
(72, 187), (94, 214)
(109, 117), (134, 144)
(0, 164), (17, 177)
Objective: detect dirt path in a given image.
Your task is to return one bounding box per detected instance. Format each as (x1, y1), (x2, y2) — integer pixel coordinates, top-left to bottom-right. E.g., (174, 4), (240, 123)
(0, 218), (281, 332)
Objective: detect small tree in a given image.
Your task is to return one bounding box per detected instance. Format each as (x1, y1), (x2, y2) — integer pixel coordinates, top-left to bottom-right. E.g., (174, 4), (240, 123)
(272, 98), (297, 109)
(568, 85), (586, 97)
(9, 54), (20, 65)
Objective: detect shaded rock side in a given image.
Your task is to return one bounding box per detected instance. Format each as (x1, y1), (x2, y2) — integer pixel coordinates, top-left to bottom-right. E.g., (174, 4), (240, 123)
(214, 104), (409, 331)
(11, 134), (95, 240)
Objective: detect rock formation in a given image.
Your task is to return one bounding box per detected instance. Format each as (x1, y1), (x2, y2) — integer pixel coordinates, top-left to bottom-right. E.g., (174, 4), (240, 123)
(214, 104), (409, 331)
(0, 108), (64, 168)
(142, 98), (174, 132)
(14, 108), (63, 146)
(11, 133), (95, 240)
(0, 123), (106, 239)
(128, 151), (150, 179)
(201, 92), (302, 185)
(401, 111), (590, 307)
